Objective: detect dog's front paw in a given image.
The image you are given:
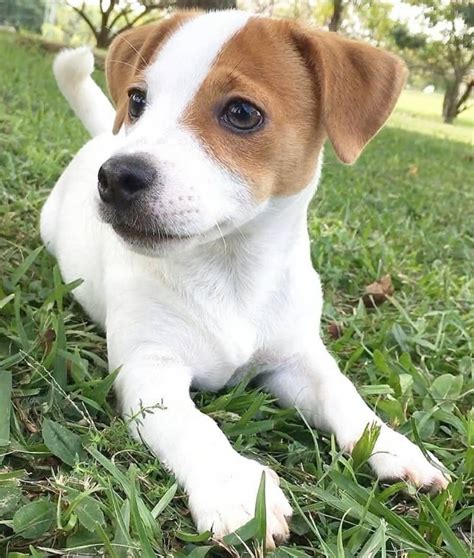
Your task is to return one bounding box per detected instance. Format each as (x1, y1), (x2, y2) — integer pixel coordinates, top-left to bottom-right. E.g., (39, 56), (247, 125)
(188, 458), (292, 549)
(367, 427), (449, 494)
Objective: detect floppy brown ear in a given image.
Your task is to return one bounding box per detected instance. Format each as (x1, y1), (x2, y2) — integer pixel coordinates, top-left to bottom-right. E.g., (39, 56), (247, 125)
(291, 25), (408, 164)
(106, 12), (196, 134)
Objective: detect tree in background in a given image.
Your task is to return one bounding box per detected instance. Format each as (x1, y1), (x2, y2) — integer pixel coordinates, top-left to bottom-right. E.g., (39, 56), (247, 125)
(315, 0), (472, 123)
(0, 0), (45, 33)
(328, 0), (344, 31)
(69, 1), (166, 48)
(42, 3), (99, 47)
(70, 0), (236, 49)
(392, 1), (473, 124)
(311, 0), (393, 44)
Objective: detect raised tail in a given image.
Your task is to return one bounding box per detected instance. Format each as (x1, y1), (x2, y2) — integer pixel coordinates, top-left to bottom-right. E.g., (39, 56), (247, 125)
(53, 47), (115, 137)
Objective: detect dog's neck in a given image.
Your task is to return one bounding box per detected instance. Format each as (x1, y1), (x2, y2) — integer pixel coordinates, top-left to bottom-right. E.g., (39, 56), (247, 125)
(154, 170), (321, 310)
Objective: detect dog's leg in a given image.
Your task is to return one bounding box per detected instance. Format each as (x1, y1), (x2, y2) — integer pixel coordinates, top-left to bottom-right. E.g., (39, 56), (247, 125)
(112, 343), (292, 547)
(264, 337), (449, 492)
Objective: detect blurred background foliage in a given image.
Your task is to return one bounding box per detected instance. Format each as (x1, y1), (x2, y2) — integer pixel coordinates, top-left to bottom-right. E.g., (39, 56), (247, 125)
(0, 0), (472, 124)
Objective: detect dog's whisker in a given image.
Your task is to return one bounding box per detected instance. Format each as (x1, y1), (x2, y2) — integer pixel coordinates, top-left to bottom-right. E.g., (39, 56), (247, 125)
(108, 27), (149, 68)
(214, 222), (227, 254)
(106, 58), (140, 71)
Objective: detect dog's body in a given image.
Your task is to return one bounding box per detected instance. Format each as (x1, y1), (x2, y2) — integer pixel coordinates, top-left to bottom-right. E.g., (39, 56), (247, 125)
(41, 11), (448, 546)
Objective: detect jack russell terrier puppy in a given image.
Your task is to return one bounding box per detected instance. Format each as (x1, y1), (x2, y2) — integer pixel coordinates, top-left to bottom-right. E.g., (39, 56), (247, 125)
(41, 10), (449, 548)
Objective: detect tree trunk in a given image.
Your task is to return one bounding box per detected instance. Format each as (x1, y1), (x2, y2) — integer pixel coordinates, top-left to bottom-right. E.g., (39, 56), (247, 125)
(329, 0), (344, 32)
(442, 78), (462, 124)
(96, 27), (113, 49)
(456, 79), (473, 114)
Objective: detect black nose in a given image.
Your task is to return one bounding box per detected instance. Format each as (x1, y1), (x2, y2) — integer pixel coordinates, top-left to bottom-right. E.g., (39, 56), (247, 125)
(98, 155), (156, 208)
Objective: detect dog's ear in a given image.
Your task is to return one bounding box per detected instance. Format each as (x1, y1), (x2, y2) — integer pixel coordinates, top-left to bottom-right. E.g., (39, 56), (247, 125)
(106, 12), (196, 134)
(291, 24), (408, 164)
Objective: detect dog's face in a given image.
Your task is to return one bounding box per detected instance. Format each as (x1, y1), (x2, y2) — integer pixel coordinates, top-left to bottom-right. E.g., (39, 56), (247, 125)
(98, 11), (407, 254)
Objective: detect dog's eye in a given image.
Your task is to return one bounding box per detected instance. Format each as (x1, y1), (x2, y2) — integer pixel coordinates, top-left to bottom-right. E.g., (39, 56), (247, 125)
(128, 89), (147, 120)
(221, 100), (264, 132)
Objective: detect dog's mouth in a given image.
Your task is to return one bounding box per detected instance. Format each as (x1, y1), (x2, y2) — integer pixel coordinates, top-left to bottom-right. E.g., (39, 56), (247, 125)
(98, 202), (232, 252)
(98, 202), (193, 247)
(111, 222), (191, 245)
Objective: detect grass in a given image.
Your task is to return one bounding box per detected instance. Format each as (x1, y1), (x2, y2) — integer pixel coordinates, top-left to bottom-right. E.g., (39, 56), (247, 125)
(0, 30), (473, 557)
(391, 89), (474, 144)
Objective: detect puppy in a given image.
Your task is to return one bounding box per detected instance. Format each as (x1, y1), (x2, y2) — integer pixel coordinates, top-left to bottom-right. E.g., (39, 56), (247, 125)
(41, 10), (448, 547)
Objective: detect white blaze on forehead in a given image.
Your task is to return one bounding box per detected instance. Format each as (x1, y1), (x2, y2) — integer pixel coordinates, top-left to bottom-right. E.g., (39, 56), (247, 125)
(120, 11), (256, 241)
(144, 11), (251, 125)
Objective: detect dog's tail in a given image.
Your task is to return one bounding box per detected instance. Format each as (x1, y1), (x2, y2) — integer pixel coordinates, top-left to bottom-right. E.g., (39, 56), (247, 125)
(53, 47), (115, 137)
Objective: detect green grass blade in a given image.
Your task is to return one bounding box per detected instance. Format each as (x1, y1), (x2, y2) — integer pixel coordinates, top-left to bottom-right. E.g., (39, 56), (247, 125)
(328, 470), (434, 551)
(421, 496), (469, 558)
(10, 246), (43, 287)
(0, 371), (12, 447)
(358, 520), (387, 558)
(128, 468), (157, 558)
(151, 482), (178, 519)
(255, 471), (267, 548)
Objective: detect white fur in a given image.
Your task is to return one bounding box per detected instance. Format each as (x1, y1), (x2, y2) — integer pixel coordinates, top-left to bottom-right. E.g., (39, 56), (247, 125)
(54, 47), (115, 137)
(114, 11), (257, 247)
(144, 10), (251, 125)
(41, 11), (448, 546)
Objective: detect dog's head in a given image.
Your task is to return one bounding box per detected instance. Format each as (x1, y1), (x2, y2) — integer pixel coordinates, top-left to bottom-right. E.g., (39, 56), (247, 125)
(98, 10), (407, 254)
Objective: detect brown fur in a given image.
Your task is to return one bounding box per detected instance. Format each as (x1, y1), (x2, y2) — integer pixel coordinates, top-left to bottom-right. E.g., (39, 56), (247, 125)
(185, 18), (407, 200)
(106, 13), (407, 199)
(106, 12), (197, 133)
(184, 18), (325, 201)
(290, 22), (408, 164)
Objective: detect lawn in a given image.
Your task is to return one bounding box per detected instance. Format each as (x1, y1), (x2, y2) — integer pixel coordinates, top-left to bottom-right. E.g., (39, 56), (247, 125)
(391, 89), (473, 144)
(0, 31), (473, 557)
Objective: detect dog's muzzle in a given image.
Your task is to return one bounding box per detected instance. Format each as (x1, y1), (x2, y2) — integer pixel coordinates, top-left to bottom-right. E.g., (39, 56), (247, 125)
(97, 154), (188, 249)
(98, 154), (156, 210)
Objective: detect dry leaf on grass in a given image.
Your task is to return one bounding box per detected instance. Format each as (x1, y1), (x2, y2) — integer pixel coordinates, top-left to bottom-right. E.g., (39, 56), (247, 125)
(40, 329), (56, 356)
(363, 274), (394, 308)
(328, 322), (343, 340)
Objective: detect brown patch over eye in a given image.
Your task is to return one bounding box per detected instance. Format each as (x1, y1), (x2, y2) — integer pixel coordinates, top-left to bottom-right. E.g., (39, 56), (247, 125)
(106, 11), (198, 134)
(183, 18), (325, 202)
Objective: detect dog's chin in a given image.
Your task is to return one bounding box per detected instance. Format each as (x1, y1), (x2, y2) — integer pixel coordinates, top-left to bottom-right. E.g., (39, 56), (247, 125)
(111, 222), (198, 256)
(98, 203), (197, 256)
(98, 204), (241, 257)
